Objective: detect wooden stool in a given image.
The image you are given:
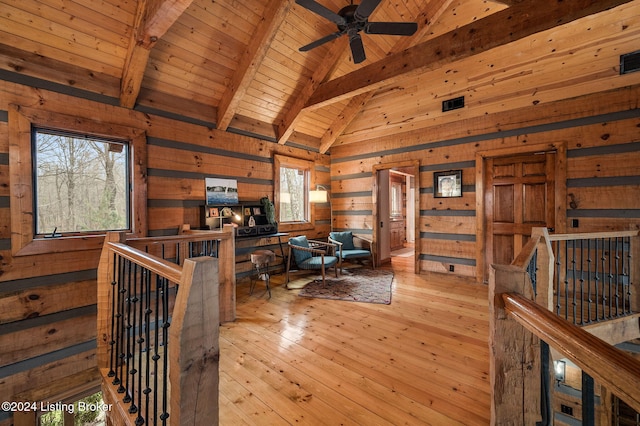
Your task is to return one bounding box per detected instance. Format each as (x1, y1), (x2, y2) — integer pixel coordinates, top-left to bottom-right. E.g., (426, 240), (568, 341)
(250, 249), (276, 298)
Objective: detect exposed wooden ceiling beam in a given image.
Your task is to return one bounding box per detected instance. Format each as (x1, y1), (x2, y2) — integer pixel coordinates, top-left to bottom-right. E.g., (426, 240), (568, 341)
(275, 36), (349, 144)
(304, 0), (634, 111)
(217, 0), (293, 131)
(491, 0), (523, 5)
(317, 0), (456, 154)
(120, 0), (193, 108)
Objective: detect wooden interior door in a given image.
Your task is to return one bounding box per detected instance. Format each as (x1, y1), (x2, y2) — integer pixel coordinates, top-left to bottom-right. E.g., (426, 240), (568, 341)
(486, 152), (556, 268)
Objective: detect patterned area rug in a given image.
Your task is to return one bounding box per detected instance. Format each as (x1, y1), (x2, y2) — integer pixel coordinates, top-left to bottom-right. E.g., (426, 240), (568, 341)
(297, 268), (393, 304)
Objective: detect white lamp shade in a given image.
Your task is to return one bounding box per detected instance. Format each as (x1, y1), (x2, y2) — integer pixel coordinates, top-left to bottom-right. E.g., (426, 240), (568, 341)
(309, 189), (328, 203)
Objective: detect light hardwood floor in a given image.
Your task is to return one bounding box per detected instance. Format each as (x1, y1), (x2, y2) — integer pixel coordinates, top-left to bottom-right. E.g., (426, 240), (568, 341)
(219, 256), (491, 425)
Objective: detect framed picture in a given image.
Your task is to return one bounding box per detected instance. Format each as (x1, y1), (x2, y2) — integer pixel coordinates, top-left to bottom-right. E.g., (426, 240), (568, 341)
(434, 170), (462, 198)
(205, 177), (239, 204)
(244, 207), (251, 216)
(253, 207), (261, 215)
(209, 207), (219, 217)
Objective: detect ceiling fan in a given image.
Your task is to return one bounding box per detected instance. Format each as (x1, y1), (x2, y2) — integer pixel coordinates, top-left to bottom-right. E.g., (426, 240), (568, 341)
(296, 0), (418, 64)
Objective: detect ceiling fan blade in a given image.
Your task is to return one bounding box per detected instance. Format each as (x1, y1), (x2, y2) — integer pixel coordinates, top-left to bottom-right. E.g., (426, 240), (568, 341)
(349, 33), (366, 64)
(295, 0), (346, 26)
(354, 0), (382, 22)
(299, 31), (344, 51)
(366, 22), (418, 36)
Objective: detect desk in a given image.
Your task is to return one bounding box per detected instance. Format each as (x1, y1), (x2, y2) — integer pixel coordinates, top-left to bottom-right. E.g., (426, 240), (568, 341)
(237, 231), (288, 260)
(235, 232), (289, 278)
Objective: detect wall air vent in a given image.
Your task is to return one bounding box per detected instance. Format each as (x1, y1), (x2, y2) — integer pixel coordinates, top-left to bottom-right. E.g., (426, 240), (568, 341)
(620, 50), (640, 75)
(442, 96), (464, 112)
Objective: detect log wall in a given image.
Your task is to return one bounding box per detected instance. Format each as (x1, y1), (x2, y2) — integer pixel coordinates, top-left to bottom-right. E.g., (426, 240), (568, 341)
(330, 85), (640, 281)
(0, 78), (329, 425)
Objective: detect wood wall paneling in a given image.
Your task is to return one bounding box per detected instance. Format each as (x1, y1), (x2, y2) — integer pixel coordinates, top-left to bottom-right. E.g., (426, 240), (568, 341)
(0, 78), (329, 424)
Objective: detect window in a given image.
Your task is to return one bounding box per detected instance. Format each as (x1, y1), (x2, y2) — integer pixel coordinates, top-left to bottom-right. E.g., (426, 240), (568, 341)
(273, 155), (315, 231)
(34, 128), (130, 235)
(391, 181), (403, 217)
(9, 104), (147, 256)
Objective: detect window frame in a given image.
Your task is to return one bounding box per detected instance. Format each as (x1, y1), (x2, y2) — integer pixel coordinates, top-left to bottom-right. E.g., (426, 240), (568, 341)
(273, 154), (315, 232)
(32, 127), (131, 236)
(9, 104), (147, 256)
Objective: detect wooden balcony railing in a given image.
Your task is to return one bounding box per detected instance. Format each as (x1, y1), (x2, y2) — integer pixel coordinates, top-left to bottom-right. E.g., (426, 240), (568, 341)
(490, 228), (640, 425)
(97, 225), (234, 425)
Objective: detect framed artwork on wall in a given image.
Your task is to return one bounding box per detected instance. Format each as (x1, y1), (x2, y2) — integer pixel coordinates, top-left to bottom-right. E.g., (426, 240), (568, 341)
(205, 177), (239, 204)
(434, 170), (462, 198)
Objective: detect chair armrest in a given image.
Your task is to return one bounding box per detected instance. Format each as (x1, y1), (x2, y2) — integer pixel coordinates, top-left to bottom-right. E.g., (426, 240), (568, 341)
(353, 234), (373, 248)
(327, 237), (342, 253)
(308, 239), (337, 255)
(288, 243), (330, 256)
(327, 237), (342, 246)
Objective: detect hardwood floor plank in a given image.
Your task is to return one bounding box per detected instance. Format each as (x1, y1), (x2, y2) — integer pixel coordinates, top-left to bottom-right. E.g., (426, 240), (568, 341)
(220, 260), (491, 425)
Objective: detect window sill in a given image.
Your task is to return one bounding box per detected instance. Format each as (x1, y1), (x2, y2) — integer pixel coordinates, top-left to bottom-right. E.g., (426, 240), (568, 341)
(278, 222), (315, 233)
(13, 234), (107, 256)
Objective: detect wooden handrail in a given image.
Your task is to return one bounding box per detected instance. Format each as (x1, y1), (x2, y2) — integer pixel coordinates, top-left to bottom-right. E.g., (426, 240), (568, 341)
(502, 291), (640, 413)
(106, 241), (183, 283)
(126, 228), (233, 246)
(544, 230), (639, 241)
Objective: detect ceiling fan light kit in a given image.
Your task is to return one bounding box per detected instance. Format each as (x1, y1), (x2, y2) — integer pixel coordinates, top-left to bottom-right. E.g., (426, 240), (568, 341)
(296, 0), (418, 64)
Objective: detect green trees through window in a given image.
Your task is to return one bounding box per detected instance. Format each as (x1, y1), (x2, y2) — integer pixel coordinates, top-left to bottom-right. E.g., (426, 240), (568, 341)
(279, 165), (308, 223)
(34, 129), (129, 235)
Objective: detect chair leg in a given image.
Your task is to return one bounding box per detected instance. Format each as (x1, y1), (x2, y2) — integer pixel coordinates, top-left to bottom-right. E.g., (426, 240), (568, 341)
(285, 249), (292, 286)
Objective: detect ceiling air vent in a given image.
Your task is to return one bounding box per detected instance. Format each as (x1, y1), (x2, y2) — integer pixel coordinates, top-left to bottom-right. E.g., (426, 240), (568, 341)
(620, 50), (640, 75)
(442, 96), (464, 112)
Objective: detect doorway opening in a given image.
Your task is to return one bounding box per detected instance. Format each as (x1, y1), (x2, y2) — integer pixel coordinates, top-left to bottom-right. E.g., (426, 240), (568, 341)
(373, 161), (420, 273)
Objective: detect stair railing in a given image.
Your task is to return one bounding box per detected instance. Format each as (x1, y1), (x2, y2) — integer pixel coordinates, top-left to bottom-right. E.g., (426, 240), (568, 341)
(97, 225), (233, 425)
(490, 228), (640, 425)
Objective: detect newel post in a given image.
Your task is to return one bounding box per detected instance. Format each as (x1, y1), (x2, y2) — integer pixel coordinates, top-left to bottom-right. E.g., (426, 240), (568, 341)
(531, 227), (555, 311)
(169, 256), (220, 425)
(218, 224), (236, 323)
(490, 263), (541, 425)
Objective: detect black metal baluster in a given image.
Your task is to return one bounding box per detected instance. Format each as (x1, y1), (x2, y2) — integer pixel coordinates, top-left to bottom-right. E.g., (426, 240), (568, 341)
(123, 260), (134, 404)
(153, 274), (161, 423)
(571, 240), (577, 324)
(624, 236), (632, 315)
(594, 239), (601, 321)
(586, 239), (593, 324)
(614, 237), (621, 317)
(117, 259), (128, 394)
(608, 238), (614, 319)
(160, 277), (171, 424)
(601, 238), (608, 320)
(579, 239), (585, 325)
(539, 341), (551, 426)
(131, 264), (142, 419)
(582, 371), (595, 426)
(128, 263), (138, 411)
(143, 268), (152, 425)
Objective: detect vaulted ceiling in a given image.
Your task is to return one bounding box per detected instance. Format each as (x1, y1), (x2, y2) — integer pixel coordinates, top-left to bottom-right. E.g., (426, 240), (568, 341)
(1, 0), (638, 153)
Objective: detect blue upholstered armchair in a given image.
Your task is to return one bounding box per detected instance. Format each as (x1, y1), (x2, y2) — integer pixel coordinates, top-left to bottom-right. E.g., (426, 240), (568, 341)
(328, 231), (375, 272)
(286, 235), (339, 286)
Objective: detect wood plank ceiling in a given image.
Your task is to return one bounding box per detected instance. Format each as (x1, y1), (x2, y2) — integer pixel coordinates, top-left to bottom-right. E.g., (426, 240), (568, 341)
(1, 0), (639, 153)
